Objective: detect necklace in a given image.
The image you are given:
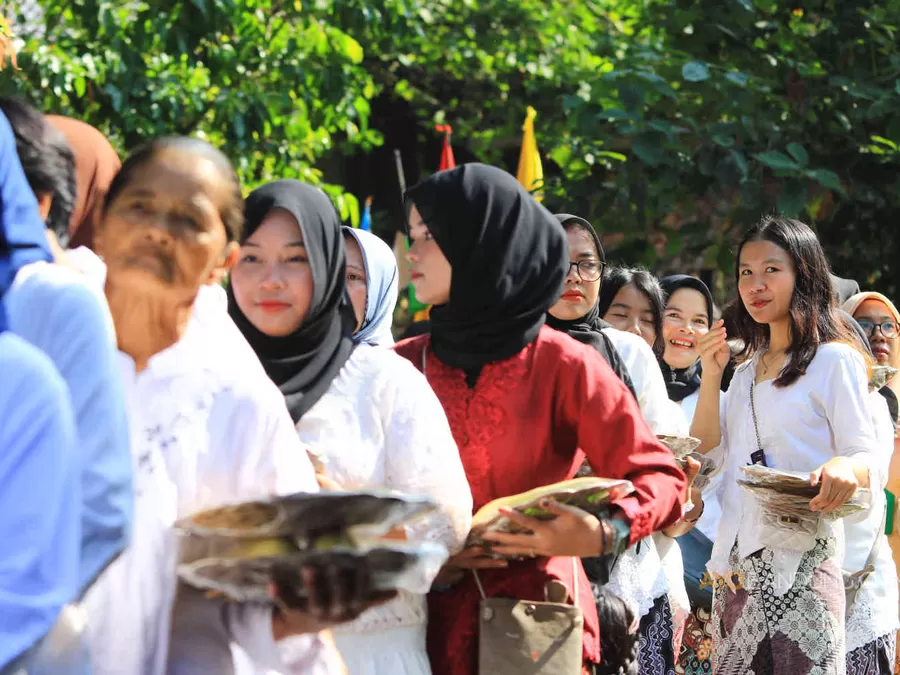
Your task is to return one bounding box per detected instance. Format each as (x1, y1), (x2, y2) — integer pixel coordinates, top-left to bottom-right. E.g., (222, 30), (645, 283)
(759, 349), (786, 378)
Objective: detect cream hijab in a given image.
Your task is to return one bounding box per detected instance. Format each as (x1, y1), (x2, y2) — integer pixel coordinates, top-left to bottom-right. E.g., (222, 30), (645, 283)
(843, 291), (900, 398)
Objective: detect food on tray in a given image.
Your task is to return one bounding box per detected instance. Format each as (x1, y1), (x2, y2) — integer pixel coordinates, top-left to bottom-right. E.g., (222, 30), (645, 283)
(466, 477), (634, 554)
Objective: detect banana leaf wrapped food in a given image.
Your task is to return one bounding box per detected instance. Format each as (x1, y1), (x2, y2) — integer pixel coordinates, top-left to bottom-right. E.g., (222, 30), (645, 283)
(178, 541), (449, 608)
(738, 464), (871, 523)
(466, 477), (635, 556)
(657, 434), (702, 473)
(175, 490), (437, 546)
(175, 490), (444, 605)
(869, 365), (898, 392)
(687, 452), (718, 491)
(657, 434), (702, 459)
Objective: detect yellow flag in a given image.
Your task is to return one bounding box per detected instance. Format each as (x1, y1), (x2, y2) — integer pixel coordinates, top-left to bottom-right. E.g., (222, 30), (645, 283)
(516, 106), (544, 202)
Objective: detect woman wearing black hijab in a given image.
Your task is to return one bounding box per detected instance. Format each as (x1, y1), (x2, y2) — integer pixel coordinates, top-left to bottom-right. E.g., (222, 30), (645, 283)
(393, 163), (686, 675)
(658, 275), (715, 408)
(545, 213), (635, 395)
(227, 180), (356, 421)
(657, 274), (721, 674)
(227, 179), (472, 675)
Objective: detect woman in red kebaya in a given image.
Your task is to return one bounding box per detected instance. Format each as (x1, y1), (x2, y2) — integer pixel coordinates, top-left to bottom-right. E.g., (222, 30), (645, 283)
(393, 163), (686, 675)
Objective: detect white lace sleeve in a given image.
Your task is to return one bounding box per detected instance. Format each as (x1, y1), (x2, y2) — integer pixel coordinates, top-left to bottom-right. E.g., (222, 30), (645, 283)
(380, 355), (473, 589)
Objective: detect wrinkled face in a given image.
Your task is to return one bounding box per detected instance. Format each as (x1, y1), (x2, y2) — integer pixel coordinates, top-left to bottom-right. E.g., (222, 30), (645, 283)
(407, 203), (451, 305)
(95, 149), (233, 300)
(603, 283), (657, 348)
(662, 287), (710, 370)
(737, 239), (796, 326)
(853, 299), (900, 367)
(549, 227), (603, 321)
(344, 233), (367, 332)
(230, 208), (314, 337)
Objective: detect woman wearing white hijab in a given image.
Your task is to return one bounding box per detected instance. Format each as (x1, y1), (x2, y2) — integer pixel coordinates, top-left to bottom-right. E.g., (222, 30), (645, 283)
(342, 227), (399, 346)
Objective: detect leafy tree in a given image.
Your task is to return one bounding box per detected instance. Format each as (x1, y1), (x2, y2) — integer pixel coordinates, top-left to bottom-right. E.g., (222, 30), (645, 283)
(4, 0), (899, 298)
(3, 0), (381, 223)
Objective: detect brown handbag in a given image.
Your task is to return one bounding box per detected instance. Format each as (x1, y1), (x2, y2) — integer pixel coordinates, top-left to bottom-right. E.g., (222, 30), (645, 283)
(475, 558), (585, 674)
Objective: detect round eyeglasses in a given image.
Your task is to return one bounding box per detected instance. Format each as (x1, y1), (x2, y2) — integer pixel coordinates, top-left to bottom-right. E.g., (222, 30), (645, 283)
(856, 319), (899, 339)
(566, 260), (605, 282)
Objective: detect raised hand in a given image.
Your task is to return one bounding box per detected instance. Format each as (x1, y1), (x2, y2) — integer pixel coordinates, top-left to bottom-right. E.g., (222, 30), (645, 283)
(696, 319), (730, 378)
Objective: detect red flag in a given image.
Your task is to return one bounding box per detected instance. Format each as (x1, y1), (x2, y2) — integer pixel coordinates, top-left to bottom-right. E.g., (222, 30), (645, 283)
(435, 124), (456, 171)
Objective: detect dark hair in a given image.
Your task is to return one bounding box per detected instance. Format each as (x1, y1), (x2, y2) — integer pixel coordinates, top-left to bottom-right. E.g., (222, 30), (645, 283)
(597, 266), (666, 358)
(732, 215), (864, 387)
(103, 136), (244, 243)
(593, 586), (639, 675)
(0, 96), (76, 246)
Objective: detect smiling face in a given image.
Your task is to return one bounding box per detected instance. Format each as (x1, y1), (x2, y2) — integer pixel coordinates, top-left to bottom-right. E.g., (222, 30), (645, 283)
(95, 148), (234, 299)
(549, 227), (603, 321)
(343, 233), (367, 332)
(602, 283), (658, 348)
(229, 208), (314, 337)
(662, 287), (710, 369)
(737, 239), (797, 327)
(853, 299), (900, 367)
(406, 203), (452, 305)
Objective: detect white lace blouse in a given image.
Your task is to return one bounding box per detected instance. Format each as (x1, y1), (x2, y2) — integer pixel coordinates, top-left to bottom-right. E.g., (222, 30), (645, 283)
(602, 327), (689, 618)
(293, 345), (473, 636)
(843, 392), (900, 650)
(709, 343), (878, 595)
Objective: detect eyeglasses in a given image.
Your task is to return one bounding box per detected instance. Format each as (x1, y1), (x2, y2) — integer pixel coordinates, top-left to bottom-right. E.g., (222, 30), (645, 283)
(856, 320), (899, 339)
(566, 260), (605, 282)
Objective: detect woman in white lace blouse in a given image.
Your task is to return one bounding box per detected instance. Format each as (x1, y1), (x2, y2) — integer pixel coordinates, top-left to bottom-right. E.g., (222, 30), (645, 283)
(691, 216), (877, 674)
(228, 180), (472, 675)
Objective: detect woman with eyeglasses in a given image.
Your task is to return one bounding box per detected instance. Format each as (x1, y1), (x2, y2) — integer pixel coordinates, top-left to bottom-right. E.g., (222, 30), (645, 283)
(546, 214), (634, 393)
(547, 218), (696, 674)
(843, 291), (900, 672)
(844, 293), (900, 408)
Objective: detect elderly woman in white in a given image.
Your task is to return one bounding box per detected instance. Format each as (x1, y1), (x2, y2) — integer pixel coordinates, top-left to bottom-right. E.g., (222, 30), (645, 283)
(69, 136), (377, 675)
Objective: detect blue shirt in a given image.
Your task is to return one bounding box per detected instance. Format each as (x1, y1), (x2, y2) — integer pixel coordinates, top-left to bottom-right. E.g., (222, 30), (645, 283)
(6, 261), (133, 594)
(0, 332), (81, 668)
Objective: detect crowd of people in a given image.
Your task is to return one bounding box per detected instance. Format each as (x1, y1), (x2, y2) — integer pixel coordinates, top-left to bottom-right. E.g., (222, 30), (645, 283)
(1, 95), (898, 675)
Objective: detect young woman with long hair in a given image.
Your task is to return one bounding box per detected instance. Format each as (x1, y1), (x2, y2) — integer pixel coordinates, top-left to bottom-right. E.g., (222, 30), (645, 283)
(691, 216), (878, 673)
(598, 267), (667, 359)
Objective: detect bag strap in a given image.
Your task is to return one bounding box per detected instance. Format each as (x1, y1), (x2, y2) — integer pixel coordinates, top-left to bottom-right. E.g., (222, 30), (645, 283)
(749, 379), (763, 454)
(472, 558), (580, 605)
(864, 501), (887, 573)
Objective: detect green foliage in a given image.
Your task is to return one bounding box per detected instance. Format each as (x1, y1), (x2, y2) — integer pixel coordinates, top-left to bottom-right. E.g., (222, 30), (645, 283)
(338, 0), (900, 298)
(4, 0), (900, 298)
(4, 0), (380, 199)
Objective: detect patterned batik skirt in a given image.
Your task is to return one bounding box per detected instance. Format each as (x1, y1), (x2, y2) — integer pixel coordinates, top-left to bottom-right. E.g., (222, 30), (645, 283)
(846, 632), (897, 675)
(712, 538), (846, 675)
(638, 594), (677, 675)
(677, 604), (714, 674)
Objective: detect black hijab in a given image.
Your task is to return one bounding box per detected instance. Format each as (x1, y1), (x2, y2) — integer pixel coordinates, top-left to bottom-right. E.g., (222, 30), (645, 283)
(227, 180), (356, 423)
(658, 275), (714, 402)
(545, 213), (609, 339)
(404, 163), (567, 374)
(544, 214), (635, 396)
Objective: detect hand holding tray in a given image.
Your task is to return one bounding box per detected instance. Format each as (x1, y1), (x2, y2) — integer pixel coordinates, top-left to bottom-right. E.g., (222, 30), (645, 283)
(739, 464), (871, 522)
(465, 477), (634, 554)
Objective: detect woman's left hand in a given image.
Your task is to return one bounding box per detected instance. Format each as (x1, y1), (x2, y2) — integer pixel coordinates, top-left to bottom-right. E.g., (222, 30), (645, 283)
(809, 456), (861, 513)
(480, 499), (604, 558)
